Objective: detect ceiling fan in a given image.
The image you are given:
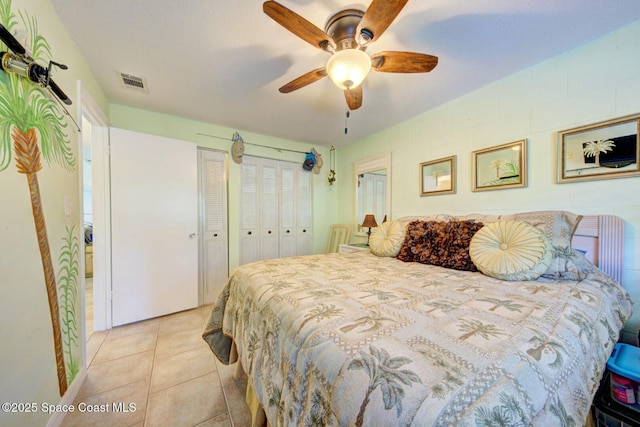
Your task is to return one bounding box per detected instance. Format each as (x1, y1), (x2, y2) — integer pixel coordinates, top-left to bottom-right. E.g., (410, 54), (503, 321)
(263, 0), (438, 110)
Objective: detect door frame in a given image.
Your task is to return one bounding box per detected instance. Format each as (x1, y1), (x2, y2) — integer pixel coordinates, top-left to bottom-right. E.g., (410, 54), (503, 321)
(77, 81), (111, 345)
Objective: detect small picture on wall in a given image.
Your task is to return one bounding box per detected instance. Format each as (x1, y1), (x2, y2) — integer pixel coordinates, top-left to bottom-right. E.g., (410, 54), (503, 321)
(557, 114), (640, 183)
(420, 155), (456, 196)
(472, 139), (527, 191)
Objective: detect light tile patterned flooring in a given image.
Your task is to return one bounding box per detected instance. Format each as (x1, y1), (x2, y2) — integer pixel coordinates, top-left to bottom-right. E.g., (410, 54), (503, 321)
(62, 303), (252, 427)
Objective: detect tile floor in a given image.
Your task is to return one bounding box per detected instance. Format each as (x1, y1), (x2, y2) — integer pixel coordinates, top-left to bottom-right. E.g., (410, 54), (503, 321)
(61, 305), (252, 427)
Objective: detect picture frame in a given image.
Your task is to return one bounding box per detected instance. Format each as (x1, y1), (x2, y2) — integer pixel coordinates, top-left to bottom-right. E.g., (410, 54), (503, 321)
(472, 139), (527, 191)
(420, 155), (456, 196)
(557, 114), (640, 183)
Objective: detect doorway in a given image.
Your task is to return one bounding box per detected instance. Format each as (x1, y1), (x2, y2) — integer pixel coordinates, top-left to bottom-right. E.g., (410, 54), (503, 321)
(78, 82), (110, 355)
(81, 115), (93, 339)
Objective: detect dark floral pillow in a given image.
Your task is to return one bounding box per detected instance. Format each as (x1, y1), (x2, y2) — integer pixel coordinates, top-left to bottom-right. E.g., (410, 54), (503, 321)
(397, 220), (484, 271)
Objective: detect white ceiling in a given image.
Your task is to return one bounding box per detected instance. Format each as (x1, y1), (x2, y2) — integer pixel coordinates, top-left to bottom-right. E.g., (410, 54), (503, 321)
(51, 0), (640, 147)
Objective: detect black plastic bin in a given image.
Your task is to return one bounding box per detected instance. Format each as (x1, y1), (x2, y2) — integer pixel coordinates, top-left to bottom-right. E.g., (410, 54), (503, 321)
(592, 371), (640, 427)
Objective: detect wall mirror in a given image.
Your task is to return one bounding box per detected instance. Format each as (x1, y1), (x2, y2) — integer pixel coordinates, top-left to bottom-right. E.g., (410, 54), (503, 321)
(354, 152), (391, 234)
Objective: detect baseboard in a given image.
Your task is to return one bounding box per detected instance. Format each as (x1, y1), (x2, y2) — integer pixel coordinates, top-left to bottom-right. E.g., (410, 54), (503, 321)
(45, 368), (87, 427)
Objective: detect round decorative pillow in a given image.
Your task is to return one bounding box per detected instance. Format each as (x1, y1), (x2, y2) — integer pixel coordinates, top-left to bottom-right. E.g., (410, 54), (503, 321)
(469, 220), (553, 281)
(369, 220), (407, 257)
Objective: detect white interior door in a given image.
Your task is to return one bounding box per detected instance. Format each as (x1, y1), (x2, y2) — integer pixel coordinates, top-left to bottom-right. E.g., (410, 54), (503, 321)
(110, 128), (198, 326)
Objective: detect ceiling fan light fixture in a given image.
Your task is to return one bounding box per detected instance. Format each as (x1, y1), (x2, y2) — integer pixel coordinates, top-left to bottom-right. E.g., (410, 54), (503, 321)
(326, 49), (371, 90)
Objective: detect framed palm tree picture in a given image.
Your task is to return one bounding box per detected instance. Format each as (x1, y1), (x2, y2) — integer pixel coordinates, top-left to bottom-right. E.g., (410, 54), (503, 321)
(557, 114), (640, 183)
(472, 139), (527, 191)
(420, 155), (456, 196)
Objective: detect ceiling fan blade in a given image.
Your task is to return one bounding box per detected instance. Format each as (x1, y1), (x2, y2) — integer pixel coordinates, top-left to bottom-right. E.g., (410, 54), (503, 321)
(263, 1), (335, 51)
(357, 0), (408, 44)
(279, 67), (327, 93)
(371, 51), (438, 73)
(344, 85), (363, 110)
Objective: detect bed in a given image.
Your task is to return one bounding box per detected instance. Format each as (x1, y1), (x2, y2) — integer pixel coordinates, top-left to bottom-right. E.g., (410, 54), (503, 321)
(203, 211), (633, 426)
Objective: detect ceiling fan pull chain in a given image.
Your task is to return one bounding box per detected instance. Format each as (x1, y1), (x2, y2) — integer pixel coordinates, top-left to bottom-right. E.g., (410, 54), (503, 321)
(344, 109), (350, 134)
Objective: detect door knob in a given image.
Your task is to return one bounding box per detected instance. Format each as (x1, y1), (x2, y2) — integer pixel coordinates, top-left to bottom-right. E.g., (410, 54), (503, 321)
(189, 233), (196, 239)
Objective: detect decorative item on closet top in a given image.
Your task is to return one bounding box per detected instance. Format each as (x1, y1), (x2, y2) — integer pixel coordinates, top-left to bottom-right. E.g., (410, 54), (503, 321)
(231, 132), (245, 164)
(197, 132), (320, 170)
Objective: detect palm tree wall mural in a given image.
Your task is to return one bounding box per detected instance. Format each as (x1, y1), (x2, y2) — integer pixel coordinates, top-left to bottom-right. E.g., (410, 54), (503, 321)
(0, 0), (75, 396)
(58, 225), (80, 384)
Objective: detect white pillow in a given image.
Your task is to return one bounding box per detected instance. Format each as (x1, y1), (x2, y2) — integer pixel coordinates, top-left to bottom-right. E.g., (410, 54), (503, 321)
(369, 220), (407, 257)
(469, 220), (553, 281)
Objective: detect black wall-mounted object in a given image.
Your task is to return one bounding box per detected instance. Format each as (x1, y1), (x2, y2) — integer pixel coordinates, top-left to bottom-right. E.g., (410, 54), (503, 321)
(0, 23), (71, 105)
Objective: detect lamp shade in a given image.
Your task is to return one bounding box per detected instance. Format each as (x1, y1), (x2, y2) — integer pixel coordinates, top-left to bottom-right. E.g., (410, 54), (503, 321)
(326, 49), (372, 90)
(362, 214), (378, 229)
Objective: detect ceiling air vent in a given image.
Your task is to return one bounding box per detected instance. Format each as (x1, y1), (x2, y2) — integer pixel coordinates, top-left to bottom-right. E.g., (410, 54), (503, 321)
(118, 72), (148, 93)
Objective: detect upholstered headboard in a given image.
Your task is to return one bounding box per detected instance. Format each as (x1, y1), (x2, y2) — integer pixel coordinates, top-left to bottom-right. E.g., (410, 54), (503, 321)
(572, 215), (624, 282)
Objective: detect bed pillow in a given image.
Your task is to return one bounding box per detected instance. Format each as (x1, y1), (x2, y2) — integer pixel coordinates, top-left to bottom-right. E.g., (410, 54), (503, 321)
(469, 221), (554, 281)
(369, 220), (407, 257)
(397, 220), (484, 271)
(505, 211), (583, 279)
(507, 210), (582, 251)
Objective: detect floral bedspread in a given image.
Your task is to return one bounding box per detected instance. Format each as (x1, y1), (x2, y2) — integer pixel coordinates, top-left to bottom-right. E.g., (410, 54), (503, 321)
(203, 251), (632, 426)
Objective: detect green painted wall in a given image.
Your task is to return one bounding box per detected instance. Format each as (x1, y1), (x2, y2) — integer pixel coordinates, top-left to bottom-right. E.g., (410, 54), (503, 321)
(109, 104), (339, 271)
(335, 19), (640, 339)
(0, 0), (107, 425)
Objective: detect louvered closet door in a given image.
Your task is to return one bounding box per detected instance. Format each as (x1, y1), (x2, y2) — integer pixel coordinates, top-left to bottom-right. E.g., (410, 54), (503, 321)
(240, 157), (260, 265)
(279, 162), (297, 258)
(296, 169), (312, 255)
(240, 156), (313, 264)
(198, 149), (228, 305)
(260, 159), (280, 261)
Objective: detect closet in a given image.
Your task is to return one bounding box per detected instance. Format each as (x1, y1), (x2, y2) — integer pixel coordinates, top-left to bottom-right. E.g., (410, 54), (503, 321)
(240, 156), (312, 265)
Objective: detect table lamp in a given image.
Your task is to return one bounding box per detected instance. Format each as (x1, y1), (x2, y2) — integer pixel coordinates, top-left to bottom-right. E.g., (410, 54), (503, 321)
(362, 214), (378, 246)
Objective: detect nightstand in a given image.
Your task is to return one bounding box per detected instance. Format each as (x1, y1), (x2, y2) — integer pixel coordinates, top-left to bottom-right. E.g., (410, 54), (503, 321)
(339, 243), (370, 253)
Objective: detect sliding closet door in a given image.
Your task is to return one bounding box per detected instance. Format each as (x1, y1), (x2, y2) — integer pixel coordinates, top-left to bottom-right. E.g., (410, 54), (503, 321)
(110, 128), (198, 326)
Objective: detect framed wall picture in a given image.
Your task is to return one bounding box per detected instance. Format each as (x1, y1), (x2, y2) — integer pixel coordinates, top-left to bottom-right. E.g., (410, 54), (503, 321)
(557, 114), (640, 183)
(420, 155), (456, 196)
(472, 139), (527, 191)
